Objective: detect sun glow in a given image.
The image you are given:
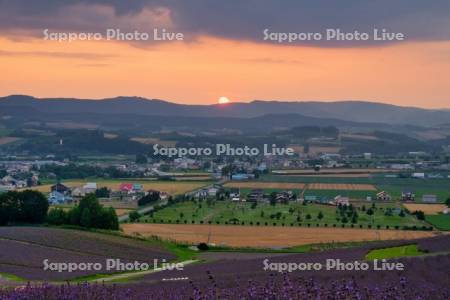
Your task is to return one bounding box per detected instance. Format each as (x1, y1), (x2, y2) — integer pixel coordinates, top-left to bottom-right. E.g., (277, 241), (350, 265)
(218, 96), (230, 104)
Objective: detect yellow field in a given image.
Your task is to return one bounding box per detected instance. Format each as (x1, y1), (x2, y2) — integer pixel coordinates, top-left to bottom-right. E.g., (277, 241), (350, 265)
(308, 183), (377, 191)
(130, 137), (176, 147)
(224, 182), (306, 189)
(272, 168), (391, 174)
(403, 204), (448, 215)
(23, 180), (210, 195)
(122, 224), (437, 248)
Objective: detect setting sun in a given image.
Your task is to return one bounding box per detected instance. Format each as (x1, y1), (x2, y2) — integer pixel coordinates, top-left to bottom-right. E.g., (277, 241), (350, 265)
(218, 96), (230, 104)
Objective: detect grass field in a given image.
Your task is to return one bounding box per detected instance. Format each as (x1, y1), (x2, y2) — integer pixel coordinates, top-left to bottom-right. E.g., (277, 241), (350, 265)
(140, 200), (428, 229)
(365, 244), (423, 260)
(425, 214), (450, 230)
(23, 179), (211, 195)
(122, 224), (436, 248)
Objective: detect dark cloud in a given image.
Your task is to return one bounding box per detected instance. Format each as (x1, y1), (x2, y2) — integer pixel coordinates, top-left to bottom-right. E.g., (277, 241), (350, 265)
(0, 0), (449, 46)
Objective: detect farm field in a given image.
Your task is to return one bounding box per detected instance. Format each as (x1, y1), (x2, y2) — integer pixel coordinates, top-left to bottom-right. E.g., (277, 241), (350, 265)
(258, 175), (450, 202)
(122, 223), (436, 248)
(426, 214), (450, 230)
(224, 182), (305, 189)
(22, 179), (211, 195)
(365, 244), (423, 260)
(307, 183), (377, 191)
(403, 203), (448, 214)
(0, 137), (21, 145)
(0, 227), (176, 281)
(140, 201), (428, 229)
(272, 168), (390, 174)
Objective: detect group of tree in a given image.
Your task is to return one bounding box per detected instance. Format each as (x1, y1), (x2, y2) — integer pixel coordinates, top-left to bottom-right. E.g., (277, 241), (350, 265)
(47, 194), (118, 230)
(0, 190), (49, 225)
(138, 191), (160, 206)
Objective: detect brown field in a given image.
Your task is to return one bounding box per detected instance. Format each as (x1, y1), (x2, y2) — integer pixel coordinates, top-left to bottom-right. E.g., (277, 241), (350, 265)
(307, 183), (377, 191)
(23, 180), (210, 195)
(122, 224), (437, 248)
(340, 133), (379, 141)
(403, 203), (448, 215)
(224, 182), (305, 189)
(45, 121), (98, 129)
(0, 137), (21, 145)
(103, 133), (118, 139)
(115, 208), (134, 216)
(273, 168), (391, 174)
(296, 174), (371, 178)
(131, 137), (176, 147)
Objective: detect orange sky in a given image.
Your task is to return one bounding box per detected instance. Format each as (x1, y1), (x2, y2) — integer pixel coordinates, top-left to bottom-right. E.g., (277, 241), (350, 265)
(0, 36), (449, 108)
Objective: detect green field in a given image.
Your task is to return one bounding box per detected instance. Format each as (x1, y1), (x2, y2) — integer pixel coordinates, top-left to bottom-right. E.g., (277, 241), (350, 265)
(259, 174), (450, 202)
(365, 244), (423, 260)
(140, 200), (428, 229)
(425, 214), (450, 230)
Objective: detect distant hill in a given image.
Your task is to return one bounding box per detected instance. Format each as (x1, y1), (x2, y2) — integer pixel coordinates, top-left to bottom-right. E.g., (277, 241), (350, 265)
(1, 95), (449, 127)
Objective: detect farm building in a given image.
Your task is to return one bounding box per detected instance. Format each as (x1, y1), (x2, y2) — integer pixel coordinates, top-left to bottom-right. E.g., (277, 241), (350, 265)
(247, 189), (264, 202)
(401, 190), (415, 201)
(275, 191), (295, 203)
(48, 190), (72, 204)
(51, 183), (70, 194)
(229, 188), (240, 198)
(422, 194), (438, 203)
(333, 195), (350, 206)
(376, 191), (391, 201)
(82, 182), (97, 194)
(120, 183), (134, 193)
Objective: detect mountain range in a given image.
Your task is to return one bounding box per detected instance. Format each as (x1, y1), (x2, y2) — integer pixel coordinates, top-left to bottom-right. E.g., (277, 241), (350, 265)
(1, 95), (449, 127)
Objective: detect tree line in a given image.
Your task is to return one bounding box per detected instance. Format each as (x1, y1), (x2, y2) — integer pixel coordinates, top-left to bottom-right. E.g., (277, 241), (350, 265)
(0, 190), (118, 230)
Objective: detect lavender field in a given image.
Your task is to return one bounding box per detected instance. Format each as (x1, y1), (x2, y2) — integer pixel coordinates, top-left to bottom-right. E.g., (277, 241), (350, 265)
(0, 232), (448, 299)
(0, 227), (175, 281)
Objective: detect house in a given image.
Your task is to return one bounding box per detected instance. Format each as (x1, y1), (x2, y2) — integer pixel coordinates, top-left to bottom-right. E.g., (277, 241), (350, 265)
(333, 195), (350, 206)
(247, 189), (264, 202)
(51, 183), (70, 194)
(229, 188), (240, 199)
(207, 187), (218, 197)
(48, 191), (72, 204)
(401, 190), (415, 201)
(120, 183), (134, 193)
(304, 195), (318, 202)
(83, 182), (97, 194)
(412, 172), (425, 179)
(376, 191), (391, 201)
(231, 173), (255, 180)
(275, 191), (295, 203)
(422, 194), (437, 203)
(159, 191), (169, 201)
(71, 187), (85, 198)
(195, 188), (209, 199)
(132, 183), (143, 192)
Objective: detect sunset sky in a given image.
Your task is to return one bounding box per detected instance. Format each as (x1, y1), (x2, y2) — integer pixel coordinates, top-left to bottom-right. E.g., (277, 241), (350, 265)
(0, 1), (449, 108)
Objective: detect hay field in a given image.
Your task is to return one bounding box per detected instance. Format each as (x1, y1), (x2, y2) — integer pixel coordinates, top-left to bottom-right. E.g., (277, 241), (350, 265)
(122, 224), (436, 248)
(23, 180), (210, 195)
(307, 183), (377, 191)
(403, 204), (447, 215)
